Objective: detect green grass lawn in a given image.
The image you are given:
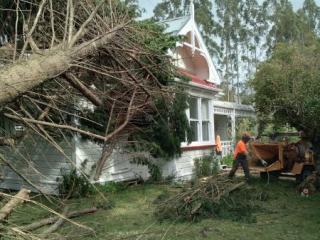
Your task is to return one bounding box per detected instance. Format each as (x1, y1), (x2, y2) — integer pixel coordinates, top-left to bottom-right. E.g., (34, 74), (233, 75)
(7, 178), (320, 240)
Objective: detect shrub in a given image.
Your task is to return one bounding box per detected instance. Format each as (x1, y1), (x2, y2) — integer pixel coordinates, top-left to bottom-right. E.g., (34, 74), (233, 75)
(57, 168), (93, 199)
(194, 155), (219, 178)
(221, 154), (234, 167)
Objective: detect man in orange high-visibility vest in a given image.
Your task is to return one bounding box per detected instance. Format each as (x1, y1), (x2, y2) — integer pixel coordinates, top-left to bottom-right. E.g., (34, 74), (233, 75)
(228, 132), (251, 181)
(215, 135), (222, 156)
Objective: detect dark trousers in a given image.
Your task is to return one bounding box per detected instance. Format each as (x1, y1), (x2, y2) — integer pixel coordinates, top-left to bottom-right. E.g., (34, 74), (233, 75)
(228, 155), (250, 180)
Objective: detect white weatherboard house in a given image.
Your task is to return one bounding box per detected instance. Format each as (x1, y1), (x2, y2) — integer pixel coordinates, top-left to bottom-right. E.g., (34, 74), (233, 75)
(0, 2), (254, 194)
(159, 2), (255, 179)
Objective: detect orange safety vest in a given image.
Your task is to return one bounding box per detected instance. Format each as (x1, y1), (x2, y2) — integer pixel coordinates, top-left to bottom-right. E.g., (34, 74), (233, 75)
(215, 135), (222, 153)
(233, 140), (247, 160)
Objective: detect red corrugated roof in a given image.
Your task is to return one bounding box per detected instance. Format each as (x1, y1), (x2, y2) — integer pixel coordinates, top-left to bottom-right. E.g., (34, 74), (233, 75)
(178, 68), (217, 89)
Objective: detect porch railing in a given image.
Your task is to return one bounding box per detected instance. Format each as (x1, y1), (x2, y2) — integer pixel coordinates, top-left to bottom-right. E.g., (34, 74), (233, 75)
(221, 141), (233, 157)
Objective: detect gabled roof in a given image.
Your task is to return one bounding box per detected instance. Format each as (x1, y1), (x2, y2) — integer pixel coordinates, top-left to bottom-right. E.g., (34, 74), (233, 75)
(161, 16), (191, 35)
(159, 7), (222, 86)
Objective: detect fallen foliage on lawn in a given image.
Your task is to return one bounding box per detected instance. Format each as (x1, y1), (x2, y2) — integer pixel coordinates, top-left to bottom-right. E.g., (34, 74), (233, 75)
(155, 175), (268, 223)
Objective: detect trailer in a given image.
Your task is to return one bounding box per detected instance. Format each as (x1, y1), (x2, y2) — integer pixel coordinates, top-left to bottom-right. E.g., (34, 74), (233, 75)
(249, 138), (315, 182)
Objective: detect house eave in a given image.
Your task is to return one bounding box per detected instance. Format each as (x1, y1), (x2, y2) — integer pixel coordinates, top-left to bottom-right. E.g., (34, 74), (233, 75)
(213, 100), (255, 112)
(175, 78), (222, 95)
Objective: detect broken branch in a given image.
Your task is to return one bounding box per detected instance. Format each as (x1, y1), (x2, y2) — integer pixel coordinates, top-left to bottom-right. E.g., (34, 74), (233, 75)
(0, 188), (30, 222)
(65, 73), (103, 107)
(42, 206), (69, 235)
(18, 207), (98, 232)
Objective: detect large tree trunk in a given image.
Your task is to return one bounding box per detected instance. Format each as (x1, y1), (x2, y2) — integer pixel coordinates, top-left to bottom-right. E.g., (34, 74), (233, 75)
(0, 25), (124, 105)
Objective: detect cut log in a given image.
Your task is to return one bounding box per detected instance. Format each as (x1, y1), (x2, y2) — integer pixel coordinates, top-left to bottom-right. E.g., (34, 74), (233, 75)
(19, 207), (97, 232)
(0, 188), (31, 222)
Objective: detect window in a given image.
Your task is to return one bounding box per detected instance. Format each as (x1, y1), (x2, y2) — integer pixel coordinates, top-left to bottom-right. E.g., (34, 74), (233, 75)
(188, 97), (211, 143)
(189, 97), (199, 142)
(201, 99), (210, 141)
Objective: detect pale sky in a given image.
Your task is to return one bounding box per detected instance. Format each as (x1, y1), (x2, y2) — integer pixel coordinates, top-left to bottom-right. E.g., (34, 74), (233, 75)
(138, 0), (320, 19)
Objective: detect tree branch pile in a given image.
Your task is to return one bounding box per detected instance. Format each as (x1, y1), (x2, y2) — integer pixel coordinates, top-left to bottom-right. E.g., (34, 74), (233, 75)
(155, 175), (268, 223)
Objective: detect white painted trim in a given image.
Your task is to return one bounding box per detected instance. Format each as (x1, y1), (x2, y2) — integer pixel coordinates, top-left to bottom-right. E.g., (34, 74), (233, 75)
(209, 99), (214, 143)
(213, 100), (254, 111)
(180, 141), (213, 148)
(193, 27), (221, 84)
(212, 103), (216, 145)
(198, 97), (202, 141)
(178, 18), (221, 85)
(183, 42), (204, 53)
(182, 94), (215, 147)
(190, 0), (195, 54)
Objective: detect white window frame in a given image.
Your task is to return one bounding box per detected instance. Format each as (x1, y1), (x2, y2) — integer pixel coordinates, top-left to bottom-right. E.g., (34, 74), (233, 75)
(182, 95), (214, 147)
(201, 98), (210, 142)
(189, 97), (200, 142)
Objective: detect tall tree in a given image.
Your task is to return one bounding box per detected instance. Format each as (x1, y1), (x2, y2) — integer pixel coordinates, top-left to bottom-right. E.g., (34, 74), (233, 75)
(239, 0), (268, 79)
(298, 0), (320, 35)
(263, 0), (315, 54)
(251, 39), (320, 164)
(215, 0), (250, 102)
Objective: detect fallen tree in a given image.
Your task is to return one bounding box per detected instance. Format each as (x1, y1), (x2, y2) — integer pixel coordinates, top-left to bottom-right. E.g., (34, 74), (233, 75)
(0, 24), (123, 105)
(0, 1), (193, 238)
(0, 0), (125, 105)
(0, 0), (192, 182)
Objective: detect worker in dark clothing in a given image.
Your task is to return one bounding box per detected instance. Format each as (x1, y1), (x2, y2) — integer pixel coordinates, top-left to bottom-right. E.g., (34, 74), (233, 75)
(228, 132), (251, 181)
